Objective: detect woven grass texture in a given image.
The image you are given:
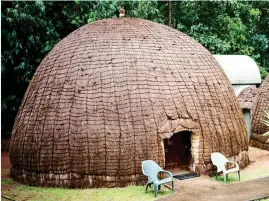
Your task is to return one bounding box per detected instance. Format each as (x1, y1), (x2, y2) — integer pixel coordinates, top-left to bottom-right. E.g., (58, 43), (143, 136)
(251, 75), (269, 150)
(237, 86), (257, 110)
(10, 18), (249, 188)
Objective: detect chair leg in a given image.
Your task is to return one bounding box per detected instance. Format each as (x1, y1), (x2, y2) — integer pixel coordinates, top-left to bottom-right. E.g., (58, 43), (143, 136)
(224, 173), (226, 183)
(238, 171), (240, 181)
(171, 181), (174, 191)
(154, 185), (158, 198)
(158, 185), (161, 190)
(215, 170), (218, 179)
(145, 184), (149, 193)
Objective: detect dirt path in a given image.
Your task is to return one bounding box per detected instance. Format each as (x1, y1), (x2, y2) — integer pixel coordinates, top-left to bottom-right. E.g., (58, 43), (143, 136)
(160, 176), (269, 201)
(159, 147), (269, 201)
(247, 147), (269, 173)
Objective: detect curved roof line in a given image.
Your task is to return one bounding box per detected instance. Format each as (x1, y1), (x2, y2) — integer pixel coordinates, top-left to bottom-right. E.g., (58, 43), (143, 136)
(237, 86), (257, 110)
(213, 55), (261, 85)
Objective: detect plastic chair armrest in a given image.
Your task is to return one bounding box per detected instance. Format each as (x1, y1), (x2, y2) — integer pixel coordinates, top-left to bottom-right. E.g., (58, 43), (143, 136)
(159, 170), (173, 178)
(226, 161), (239, 169)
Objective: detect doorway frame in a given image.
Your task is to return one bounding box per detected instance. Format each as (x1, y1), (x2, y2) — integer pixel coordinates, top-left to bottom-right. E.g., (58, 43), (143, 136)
(161, 130), (200, 172)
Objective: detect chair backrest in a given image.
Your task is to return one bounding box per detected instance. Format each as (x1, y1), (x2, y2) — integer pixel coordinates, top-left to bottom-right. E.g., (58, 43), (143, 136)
(142, 160), (163, 181)
(211, 152), (228, 169)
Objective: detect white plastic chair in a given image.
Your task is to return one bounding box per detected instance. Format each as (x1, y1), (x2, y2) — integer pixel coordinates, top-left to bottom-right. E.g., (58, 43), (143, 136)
(142, 160), (174, 197)
(211, 152), (240, 183)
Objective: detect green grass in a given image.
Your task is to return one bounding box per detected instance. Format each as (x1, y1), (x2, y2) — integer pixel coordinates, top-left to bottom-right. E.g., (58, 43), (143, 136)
(1, 178), (14, 185)
(1, 178), (173, 201)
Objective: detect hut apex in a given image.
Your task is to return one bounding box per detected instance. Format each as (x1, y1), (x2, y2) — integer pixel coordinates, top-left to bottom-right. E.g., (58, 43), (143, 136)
(9, 18), (249, 188)
(119, 8), (125, 17)
(114, 8), (125, 18)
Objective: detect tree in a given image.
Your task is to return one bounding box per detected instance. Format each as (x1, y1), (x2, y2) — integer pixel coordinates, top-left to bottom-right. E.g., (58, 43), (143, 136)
(168, 0), (172, 27)
(1, 1), (86, 139)
(171, 1), (268, 78)
(2, 1), (59, 138)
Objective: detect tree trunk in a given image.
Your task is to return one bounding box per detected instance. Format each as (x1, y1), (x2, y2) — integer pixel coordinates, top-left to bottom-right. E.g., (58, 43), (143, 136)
(168, 0), (172, 27)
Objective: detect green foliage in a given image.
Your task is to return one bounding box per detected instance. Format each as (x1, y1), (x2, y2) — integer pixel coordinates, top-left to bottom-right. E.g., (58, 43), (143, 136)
(84, 0), (162, 24)
(123, 1), (162, 22)
(169, 1), (269, 79)
(172, 1), (269, 78)
(1, 1), (78, 138)
(1, 1), (269, 139)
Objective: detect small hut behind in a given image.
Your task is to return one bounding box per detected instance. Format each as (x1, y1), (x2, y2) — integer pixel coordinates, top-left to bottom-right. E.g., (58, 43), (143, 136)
(9, 18), (249, 188)
(251, 75), (269, 150)
(237, 86), (257, 137)
(213, 55), (261, 96)
(237, 86), (257, 110)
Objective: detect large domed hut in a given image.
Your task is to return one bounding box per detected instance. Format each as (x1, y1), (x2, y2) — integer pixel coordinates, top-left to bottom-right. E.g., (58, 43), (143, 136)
(10, 18), (249, 188)
(250, 75), (269, 150)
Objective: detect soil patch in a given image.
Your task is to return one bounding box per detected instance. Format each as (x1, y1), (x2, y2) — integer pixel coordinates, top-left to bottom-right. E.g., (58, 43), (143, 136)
(1, 152), (10, 168)
(1, 152), (10, 178)
(1, 152), (14, 191)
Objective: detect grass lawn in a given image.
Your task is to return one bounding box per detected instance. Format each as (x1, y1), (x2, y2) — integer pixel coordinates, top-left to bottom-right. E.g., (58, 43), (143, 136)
(1, 178), (173, 201)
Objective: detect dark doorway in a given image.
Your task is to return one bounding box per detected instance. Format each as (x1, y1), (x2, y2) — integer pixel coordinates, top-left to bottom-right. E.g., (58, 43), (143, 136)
(164, 131), (192, 170)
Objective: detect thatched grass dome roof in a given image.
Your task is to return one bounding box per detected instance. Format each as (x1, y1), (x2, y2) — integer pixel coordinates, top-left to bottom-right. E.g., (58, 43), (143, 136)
(237, 86), (257, 110)
(251, 75), (269, 150)
(10, 18), (249, 188)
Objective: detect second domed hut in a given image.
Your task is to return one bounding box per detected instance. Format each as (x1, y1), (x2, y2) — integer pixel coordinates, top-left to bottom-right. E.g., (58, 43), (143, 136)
(10, 18), (249, 188)
(237, 86), (258, 138)
(251, 75), (269, 150)
(237, 86), (258, 110)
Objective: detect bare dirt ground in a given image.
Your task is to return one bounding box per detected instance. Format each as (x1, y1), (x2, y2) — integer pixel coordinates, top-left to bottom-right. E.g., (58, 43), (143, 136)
(1, 152), (16, 191)
(160, 176), (269, 201)
(248, 147), (269, 169)
(1, 152), (10, 174)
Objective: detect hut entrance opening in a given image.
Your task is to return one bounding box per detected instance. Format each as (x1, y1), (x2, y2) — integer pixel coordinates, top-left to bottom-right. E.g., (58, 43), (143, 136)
(164, 131), (193, 170)
(243, 109), (251, 138)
